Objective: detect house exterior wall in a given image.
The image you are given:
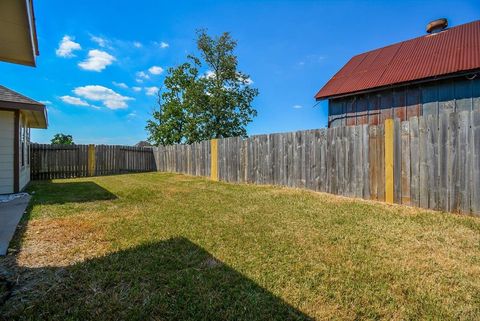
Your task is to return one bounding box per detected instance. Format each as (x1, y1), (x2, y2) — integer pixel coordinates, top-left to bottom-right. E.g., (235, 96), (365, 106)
(328, 75), (480, 127)
(0, 110), (14, 194)
(0, 110), (32, 194)
(19, 112), (30, 191)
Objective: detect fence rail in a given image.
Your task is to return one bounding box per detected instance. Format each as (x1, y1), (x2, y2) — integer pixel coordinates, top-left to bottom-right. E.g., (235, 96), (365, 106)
(154, 110), (480, 215)
(31, 144), (156, 180)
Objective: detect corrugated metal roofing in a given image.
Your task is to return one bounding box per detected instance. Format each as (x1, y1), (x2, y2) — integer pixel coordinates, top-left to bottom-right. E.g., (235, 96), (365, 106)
(0, 85), (43, 106)
(315, 20), (480, 100)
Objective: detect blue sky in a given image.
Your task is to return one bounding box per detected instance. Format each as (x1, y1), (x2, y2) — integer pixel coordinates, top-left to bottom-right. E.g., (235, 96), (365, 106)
(1, 0), (478, 144)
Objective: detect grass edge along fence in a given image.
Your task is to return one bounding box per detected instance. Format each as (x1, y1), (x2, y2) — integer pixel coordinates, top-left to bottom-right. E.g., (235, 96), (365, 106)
(31, 144), (157, 180)
(154, 110), (480, 216)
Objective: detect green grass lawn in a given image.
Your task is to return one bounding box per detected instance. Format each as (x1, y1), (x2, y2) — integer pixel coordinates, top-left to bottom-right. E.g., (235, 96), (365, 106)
(1, 172), (480, 320)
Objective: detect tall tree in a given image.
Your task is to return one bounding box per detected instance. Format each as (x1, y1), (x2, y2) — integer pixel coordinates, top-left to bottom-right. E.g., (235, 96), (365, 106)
(146, 30), (258, 145)
(51, 133), (74, 145)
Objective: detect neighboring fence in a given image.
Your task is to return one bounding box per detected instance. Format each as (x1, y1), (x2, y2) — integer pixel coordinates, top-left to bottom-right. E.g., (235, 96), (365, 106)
(155, 140), (211, 177)
(154, 110), (480, 215)
(31, 144), (156, 180)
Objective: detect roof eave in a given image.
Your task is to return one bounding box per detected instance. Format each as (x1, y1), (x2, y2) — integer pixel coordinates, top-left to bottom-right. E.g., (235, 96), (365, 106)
(0, 56), (36, 67)
(0, 101), (47, 129)
(28, 0), (39, 57)
(0, 0), (39, 67)
(316, 69), (480, 101)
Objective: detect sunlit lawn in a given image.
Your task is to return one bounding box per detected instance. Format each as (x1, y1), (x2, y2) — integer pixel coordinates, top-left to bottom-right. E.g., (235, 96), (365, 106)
(1, 172), (479, 320)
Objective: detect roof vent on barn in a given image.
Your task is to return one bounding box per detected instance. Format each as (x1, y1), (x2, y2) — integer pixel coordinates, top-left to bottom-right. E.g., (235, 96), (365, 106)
(426, 18), (448, 33)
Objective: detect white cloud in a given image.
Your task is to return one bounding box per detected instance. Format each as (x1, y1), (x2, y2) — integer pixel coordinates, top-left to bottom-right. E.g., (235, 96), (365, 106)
(127, 111), (138, 118)
(56, 35), (81, 57)
(298, 54), (326, 67)
(148, 66), (164, 75)
(132, 86), (142, 92)
(73, 85), (133, 109)
(91, 35), (108, 47)
(312, 55), (326, 62)
(60, 95), (90, 106)
(78, 50), (116, 72)
(133, 41), (142, 48)
(113, 81), (128, 89)
(135, 71), (150, 83)
(204, 70), (216, 79)
(145, 86), (159, 96)
(159, 41), (169, 48)
(39, 100), (52, 105)
(293, 105), (303, 109)
(45, 106), (60, 114)
(235, 73), (253, 85)
(136, 71), (150, 79)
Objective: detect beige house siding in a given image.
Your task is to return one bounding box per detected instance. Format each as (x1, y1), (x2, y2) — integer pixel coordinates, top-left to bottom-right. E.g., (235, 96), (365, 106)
(0, 86), (47, 194)
(19, 163), (30, 191)
(19, 113), (30, 191)
(0, 110), (14, 194)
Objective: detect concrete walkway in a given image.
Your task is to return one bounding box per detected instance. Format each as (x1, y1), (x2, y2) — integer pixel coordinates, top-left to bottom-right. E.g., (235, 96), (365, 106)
(0, 195), (30, 256)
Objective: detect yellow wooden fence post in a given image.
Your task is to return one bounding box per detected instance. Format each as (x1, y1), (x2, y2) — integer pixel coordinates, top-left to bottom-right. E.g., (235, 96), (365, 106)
(385, 119), (394, 203)
(88, 144), (96, 177)
(210, 139), (218, 181)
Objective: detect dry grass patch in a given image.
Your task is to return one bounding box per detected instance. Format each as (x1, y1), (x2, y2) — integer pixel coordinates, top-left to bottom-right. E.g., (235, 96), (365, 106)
(13, 217), (109, 268)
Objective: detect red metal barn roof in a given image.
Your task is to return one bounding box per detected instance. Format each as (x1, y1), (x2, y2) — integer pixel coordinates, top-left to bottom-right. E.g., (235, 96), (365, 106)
(315, 20), (480, 100)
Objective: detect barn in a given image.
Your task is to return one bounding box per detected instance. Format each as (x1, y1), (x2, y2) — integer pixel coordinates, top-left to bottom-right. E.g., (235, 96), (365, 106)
(315, 19), (480, 127)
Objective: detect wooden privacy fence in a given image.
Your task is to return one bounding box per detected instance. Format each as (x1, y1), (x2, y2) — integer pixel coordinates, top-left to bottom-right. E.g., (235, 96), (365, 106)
(31, 144), (156, 180)
(154, 110), (480, 215)
(154, 140), (211, 178)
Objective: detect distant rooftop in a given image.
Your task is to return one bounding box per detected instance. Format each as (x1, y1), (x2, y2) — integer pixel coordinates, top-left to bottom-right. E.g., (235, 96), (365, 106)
(315, 20), (480, 100)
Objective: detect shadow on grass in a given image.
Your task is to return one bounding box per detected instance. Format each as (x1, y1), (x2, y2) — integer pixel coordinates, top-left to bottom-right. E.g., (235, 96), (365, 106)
(1, 237), (312, 321)
(27, 181), (117, 205)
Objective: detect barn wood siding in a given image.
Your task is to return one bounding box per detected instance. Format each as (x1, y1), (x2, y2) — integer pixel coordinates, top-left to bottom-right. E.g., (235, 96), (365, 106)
(327, 76), (480, 127)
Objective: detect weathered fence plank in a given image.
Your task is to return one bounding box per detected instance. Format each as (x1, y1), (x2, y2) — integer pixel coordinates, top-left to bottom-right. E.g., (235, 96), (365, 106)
(458, 112), (470, 213)
(448, 112), (459, 212)
(426, 115), (438, 209)
(378, 124), (385, 202)
(410, 117), (420, 207)
(472, 111), (480, 214)
(31, 144), (156, 180)
(438, 112), (448, 210)
(362, 124), (370, 199)
(394, 118), (402, 203)
(419, 117), (429, 208)
(401, 121), (411, 205)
